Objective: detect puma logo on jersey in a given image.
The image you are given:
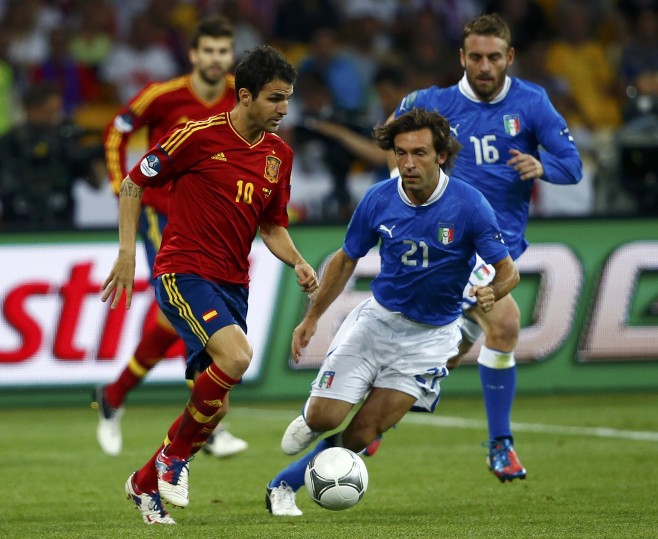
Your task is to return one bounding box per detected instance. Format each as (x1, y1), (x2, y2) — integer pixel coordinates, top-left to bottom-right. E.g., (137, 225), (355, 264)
(211, 152), (227, 161)
(379, 224), (396, 238)
(450, 123), (460, 137)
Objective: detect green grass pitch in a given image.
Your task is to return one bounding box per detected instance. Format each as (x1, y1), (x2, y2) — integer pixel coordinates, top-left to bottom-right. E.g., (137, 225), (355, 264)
(3, 392), (657, 538)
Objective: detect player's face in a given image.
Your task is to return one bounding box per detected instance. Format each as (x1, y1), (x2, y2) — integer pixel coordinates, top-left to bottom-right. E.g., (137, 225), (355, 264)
(460, 34), (514, 102)
(190, 36), (234, 85)
(394, 128), (446, 205)
(248, 80), (293, 133)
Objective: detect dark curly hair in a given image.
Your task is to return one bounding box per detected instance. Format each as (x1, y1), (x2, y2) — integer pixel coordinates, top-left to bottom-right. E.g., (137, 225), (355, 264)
(234, 45), (297, 101)
(372, 109), (462, 171)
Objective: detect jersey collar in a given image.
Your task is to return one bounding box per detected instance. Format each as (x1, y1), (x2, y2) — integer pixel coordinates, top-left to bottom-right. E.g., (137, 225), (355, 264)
(397, 169), (450, 207)
(458, 73), (511, 104)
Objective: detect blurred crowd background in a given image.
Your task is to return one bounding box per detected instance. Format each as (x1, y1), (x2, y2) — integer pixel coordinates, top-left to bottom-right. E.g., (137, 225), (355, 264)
(0, 0), (655, 230)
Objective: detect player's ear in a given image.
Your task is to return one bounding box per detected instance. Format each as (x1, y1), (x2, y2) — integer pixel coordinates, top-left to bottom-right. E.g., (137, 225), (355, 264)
(238, 88), (252, 106)
(459, 48), (466, 69)
(437, 151), (447, 166)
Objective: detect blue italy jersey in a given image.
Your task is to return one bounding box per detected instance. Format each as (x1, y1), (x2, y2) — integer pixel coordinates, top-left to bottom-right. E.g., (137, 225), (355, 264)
(343, 174), (509, 326)
(395, 75), (582, 259)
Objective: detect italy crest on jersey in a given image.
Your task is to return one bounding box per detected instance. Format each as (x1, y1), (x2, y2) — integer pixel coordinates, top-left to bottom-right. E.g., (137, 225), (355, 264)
(503, 114), (521, 136)
(264, 155), (281, 183)
(438, 223), (454, 245)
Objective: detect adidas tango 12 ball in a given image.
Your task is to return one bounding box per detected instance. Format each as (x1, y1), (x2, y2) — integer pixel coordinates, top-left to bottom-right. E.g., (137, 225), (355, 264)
(304, 447), (368, 511)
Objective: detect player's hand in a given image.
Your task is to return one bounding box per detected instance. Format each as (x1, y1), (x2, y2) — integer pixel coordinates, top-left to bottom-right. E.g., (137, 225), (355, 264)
(101, 253), (136, 309)
(291, 318), (318, 363)
(470, 284), (495, 313)
(295, 262), (319, 299)
(507, 149), (544, 181)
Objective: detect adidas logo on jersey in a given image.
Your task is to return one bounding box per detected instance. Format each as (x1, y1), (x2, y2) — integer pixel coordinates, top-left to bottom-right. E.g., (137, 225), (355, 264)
(211, 152), (227, 161)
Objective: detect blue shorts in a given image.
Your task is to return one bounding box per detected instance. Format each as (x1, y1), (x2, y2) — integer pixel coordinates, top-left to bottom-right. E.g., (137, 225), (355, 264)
(155, 273), (248, 379)
(139, 206), (168, 285)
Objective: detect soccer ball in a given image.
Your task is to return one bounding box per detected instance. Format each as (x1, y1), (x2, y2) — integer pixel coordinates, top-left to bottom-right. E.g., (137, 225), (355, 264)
(304, 447), (368, 511)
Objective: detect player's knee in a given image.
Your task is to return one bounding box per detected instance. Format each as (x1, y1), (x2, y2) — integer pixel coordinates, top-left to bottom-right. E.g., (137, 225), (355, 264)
(487, 315), (519, 347)
(305, 408), (342, 433)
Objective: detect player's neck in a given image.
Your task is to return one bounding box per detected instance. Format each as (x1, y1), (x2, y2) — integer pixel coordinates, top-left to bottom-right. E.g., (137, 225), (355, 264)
(229, 108), (263, 144)
(190, 71), (226, 103)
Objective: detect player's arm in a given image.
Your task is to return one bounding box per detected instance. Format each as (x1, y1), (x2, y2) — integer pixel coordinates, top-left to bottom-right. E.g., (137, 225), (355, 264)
(101, 177), (143, 309)
(305, 118), (388, 166)
(469, 255), (519, 313)
(291, 248), (358, 362)
(510, 93), (582, 184)
(259, 222), (318, 298)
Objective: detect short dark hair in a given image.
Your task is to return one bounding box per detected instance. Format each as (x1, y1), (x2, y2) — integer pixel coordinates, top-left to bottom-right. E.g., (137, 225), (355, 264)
(190, 15), (234, 48)
(463, 13), (512, 50)
(234, 45), (297, 100)
(373, 109), (462, 171)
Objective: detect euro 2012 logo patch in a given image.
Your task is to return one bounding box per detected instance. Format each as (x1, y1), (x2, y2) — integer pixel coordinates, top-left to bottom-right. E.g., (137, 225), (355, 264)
(140, 154), (161, 177)
(264, 155), (281, 183)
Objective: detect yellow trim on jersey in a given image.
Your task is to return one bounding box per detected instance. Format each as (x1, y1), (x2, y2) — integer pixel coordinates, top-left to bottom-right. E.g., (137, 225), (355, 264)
(144, 206), (162, 251)
(161, 114), (227, 156)
(106, 126), (126, 194)
(161, 273), (209, 344)
(131, 76), (189, 115)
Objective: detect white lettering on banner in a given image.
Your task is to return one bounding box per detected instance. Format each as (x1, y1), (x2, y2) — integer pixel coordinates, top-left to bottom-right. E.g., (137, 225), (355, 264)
(579, 241), (658, 361)
(0, 241), (282, 386)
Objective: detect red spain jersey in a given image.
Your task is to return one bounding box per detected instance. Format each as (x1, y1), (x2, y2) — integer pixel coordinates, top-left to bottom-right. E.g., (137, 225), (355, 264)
(128, 112), (293, 286)
(104, 74), (236, 214)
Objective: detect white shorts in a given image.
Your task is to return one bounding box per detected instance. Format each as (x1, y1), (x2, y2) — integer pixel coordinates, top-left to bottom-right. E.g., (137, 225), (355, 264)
(309, 297), (461, 412)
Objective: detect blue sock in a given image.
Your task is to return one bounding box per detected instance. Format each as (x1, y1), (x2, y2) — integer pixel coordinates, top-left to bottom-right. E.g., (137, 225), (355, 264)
(268, 435), (339, 491)
(479, 364), (516, 441)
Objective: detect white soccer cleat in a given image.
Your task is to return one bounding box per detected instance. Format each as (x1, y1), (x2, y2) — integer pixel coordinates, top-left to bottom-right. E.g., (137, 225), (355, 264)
(92, 386), (124, 456)
(125, 473), (176, 525)
(155, 449), (191, 508)
(202, 426), (248, 458)
(281, 415), (320, 455)
(266, 482), (303, 516)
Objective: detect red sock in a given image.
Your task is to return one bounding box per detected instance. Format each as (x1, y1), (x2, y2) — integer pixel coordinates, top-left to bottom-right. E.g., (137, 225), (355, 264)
(133, 413), (183, 491)
(134, 443), (165, 491)
(166, 363), (239, 459)
(105, 322), (179, 408)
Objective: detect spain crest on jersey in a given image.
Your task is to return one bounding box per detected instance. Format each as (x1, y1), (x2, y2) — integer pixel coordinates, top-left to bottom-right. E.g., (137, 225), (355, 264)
(264, 155), (281, 183)
(503, 114), (521, 136)
(438, 223), (454, 245)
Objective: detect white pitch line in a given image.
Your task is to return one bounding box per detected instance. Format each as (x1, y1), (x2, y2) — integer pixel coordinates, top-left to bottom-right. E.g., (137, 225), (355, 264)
(400, 414), (658, 442)
(234, 408), (658, 443)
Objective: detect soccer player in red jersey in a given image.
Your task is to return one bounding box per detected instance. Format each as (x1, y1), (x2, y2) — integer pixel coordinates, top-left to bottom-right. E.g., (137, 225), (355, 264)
(102, 45), (319, 525)
(94, 15), (248, 459)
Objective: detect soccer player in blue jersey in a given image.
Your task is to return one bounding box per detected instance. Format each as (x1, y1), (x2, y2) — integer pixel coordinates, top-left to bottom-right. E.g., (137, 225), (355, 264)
(392, 13), (583, 482)
(265, 108), (520, 516)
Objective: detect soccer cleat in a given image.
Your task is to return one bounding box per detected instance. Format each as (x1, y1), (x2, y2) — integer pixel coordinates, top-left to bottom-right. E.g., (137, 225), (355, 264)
(362, 434), (383, 457)
(486, 439), (527, 482)
(202, 426), (248, 458)
(281, 415), (320, 455)
(155, 449), (192, 507)
(91, 385), (124, 456)
(266, 482), (303, 516)
(125, 472), (176, 525)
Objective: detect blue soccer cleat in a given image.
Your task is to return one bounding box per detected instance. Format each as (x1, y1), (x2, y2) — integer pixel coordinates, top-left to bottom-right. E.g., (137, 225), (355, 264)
(486, 438), (527, 482)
